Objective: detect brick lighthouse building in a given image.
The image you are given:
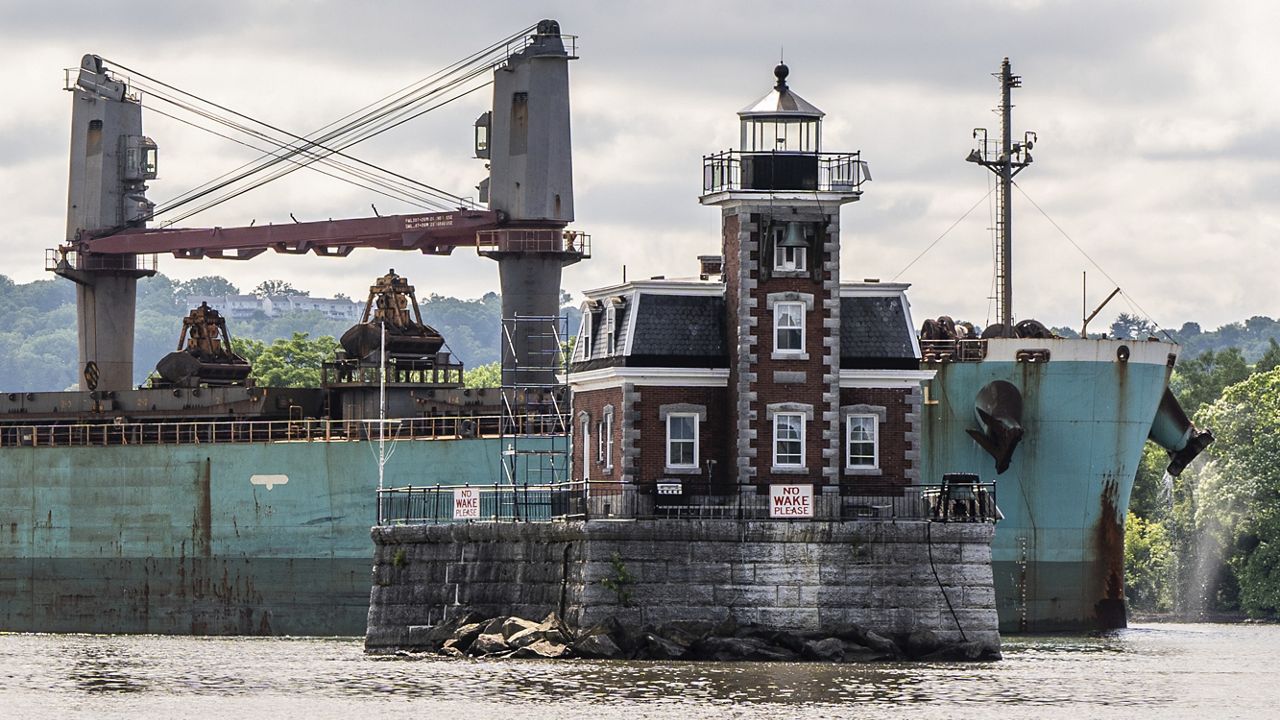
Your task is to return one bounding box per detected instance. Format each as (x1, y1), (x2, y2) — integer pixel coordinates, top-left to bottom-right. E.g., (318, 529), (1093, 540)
(569, 63), (930, 513)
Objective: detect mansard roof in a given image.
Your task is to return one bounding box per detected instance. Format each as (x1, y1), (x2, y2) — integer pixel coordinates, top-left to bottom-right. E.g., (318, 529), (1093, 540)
(568, 279), (920, 374)
(840, 283), (921, 370)
(570, 280), (727, 372)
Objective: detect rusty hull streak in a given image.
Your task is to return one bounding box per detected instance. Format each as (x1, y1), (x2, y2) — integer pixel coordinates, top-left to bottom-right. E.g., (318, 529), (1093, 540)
(1094, 476), (1127, 629)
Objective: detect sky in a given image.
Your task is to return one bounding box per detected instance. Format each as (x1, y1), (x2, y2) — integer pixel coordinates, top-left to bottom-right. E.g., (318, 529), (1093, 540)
(1, 0), (1277, 332)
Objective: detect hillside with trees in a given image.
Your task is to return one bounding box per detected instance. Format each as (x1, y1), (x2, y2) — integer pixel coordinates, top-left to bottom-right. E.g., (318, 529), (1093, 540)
(0, 273), (577, 391)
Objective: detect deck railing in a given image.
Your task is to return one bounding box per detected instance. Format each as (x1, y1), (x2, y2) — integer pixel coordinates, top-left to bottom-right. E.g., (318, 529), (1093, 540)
(375, 481), (998, 525)
(920, 339), (989, 362)
(0, 413), (566, 450)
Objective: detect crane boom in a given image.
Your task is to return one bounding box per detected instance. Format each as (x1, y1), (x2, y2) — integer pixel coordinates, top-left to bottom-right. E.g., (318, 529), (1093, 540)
(73, 209), (506, 259)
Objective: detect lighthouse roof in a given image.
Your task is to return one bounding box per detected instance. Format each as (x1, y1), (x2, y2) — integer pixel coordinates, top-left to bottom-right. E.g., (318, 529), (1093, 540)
(738, 63), (824, 119)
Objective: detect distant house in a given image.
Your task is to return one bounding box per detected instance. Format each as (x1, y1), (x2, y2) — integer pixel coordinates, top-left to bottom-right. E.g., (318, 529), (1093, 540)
(181, 294), (361, 322)
(265, 295), (362, 321)
(184, 294), (268, 321)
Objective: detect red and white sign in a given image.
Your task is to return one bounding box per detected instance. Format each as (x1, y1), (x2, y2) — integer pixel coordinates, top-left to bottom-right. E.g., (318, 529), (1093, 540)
(453, 487), (481, 519)
(770, 484), (814, 519)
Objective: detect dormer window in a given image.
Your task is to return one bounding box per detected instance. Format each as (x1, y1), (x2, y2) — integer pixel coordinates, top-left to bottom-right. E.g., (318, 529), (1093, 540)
(578, 310), (593, 360)
(605, 304), (616, 355)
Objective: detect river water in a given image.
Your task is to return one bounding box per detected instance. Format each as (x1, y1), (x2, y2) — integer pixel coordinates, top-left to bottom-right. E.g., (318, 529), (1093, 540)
(0, 623), (1274, 719)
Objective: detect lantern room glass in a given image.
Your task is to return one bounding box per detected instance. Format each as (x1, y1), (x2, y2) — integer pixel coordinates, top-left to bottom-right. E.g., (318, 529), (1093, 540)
(741, 117), (820, 153)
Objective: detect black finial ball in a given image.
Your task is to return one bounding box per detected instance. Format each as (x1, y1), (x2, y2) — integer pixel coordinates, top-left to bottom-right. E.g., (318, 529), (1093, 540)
(774, 63), (789, 89)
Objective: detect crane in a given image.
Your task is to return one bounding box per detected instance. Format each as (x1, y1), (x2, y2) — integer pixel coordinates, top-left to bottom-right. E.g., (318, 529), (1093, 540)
(51, 20), (586, 391)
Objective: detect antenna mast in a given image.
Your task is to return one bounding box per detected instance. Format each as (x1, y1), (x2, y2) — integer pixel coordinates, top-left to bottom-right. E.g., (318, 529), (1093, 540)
(967, 58), (1036, 337)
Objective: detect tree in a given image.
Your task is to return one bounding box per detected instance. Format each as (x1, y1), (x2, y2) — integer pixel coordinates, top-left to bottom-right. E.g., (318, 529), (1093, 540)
(1190, 369), (1280, 617)
(1110, 312), (1157, 340)
(253, 279), (309, 298)
(1256, 338), (1280, 374)
(1170, 347), (1251, 418)
(464, 361), (502, 389)
(235, 332), (337, 387)
(1125, 511), (1174, 612)
(177, 276), (241, 299)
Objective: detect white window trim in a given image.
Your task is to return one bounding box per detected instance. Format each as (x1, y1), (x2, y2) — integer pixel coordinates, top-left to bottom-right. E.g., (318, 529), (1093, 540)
(603, 408), (614, 471)
(772, 412), (806, 470)
(581, 416), (591, 481)
(605, 305), (616, 356)
(665, 412), (700, 472)
(845, 414), (880, 471)
(773, 301), (807, 359)
(579, 311), (593, 361)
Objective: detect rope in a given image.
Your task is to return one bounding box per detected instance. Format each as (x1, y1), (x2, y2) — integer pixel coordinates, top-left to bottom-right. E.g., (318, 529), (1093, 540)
(891, 187), (996, 281)
(1012, 182), (1173, 340)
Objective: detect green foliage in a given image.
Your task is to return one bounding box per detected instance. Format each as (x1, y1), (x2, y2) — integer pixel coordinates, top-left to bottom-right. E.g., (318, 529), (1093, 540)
(1124, 511), (1174, 612)
(1184, 369), (1280, 617)
(392, 547), (407, 568)
(600, 551), (634, 607)
(1169, 315), (1280, 364)
(1111, 312), (1158, 341)
(1129, 442), (1171, 520)
(0, 273), (582, 390)
(1170, 347), (1251, 418)
(177, 275), (240, 299)
(235, 332), (339, 388)
(464, 361), (502, 389)
(253, 279), (308, 298)
(1256, 338), (1280, 374)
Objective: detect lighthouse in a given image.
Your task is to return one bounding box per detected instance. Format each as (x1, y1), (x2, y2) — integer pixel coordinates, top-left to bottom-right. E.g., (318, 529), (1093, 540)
(701, 63), (869, 491)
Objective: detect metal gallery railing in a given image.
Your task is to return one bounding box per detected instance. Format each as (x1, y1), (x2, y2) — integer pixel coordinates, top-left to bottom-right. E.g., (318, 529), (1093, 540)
(702, 150), (869, 194)
(375, 480), (998, 525)
(377, 481), (589, 525)
(0, 413), (567, 450)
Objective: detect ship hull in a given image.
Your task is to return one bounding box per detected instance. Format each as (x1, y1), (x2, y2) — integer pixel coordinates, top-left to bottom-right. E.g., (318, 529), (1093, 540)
(0, 437), (514, 635)
(922, 338), (1173, 632)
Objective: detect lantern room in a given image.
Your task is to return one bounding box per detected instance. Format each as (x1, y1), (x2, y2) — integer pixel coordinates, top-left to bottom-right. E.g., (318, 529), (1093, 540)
(739, 63), (823, 154)
(702, 64), (866, 198)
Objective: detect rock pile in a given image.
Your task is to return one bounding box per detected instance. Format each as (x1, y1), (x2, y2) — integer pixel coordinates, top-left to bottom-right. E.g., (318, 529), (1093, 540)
(390, 613), (1001, 662)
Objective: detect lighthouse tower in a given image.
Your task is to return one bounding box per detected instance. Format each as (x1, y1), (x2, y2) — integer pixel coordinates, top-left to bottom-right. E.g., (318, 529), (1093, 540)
(700, 63), (868, 491)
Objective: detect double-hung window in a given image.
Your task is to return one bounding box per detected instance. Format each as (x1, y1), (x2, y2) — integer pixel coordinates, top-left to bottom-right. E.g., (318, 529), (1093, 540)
(605, 305), (617, 356)
(773, 413), (805, 467)
(666, 413), (699, 469)
(846, 415), (879, 469)
(774, 301), (805, 353)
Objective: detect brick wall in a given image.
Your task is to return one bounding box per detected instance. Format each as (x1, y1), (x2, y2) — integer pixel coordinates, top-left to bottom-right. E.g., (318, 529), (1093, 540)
(571, 387), (624, 482)
(838, 386), (917, 487)
(633, 386), (731, 485)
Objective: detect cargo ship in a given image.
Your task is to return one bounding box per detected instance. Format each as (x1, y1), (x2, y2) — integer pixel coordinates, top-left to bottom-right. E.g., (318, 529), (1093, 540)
(916, 59), (1211, 632)
(0, 21), (580, 635)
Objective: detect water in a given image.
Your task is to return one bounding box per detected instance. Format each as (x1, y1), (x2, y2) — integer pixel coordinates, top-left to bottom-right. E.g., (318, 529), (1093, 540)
(1, 623), (1275, 719)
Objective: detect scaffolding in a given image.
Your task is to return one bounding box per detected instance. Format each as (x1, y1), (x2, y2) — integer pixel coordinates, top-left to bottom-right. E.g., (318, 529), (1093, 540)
(498, 314), (571, 492)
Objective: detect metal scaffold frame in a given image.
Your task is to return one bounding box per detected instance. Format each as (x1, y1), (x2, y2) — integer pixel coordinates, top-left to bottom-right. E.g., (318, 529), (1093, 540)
(499, 314), (571, 491)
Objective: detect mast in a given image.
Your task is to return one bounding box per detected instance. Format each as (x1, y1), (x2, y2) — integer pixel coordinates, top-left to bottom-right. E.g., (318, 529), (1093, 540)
(378, 320), (386, 491)
(967, 58), (1035, 337)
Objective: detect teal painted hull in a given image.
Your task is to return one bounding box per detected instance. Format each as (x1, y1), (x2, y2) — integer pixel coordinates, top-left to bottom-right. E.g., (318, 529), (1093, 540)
(922, 338), (1173, 632)
(0, 438), (516, 634)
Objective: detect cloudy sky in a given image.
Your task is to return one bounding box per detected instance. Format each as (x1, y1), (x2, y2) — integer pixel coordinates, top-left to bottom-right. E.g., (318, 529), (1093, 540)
(1, 0), (1276, 332)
